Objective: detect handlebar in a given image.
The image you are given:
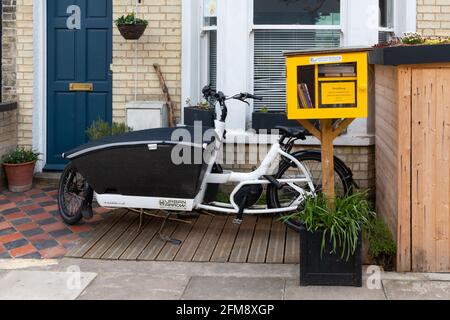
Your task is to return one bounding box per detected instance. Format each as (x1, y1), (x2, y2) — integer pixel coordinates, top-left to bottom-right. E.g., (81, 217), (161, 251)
(202, 85), (263, 122)
(202, 85), (263, 102)
(235, 93), (263, 101)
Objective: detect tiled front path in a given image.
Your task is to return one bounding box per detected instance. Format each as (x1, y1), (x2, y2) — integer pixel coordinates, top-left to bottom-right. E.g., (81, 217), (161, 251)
(0, 187), (110, 259)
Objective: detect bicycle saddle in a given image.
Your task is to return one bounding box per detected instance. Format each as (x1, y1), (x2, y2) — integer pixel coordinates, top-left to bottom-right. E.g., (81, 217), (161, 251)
(275, 126), (307, 140)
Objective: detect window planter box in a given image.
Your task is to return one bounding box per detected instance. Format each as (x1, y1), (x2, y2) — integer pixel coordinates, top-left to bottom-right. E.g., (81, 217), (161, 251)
(369, 44), (450, 66)
(252, 112), (315, 134)
(299, 226), (362, 287)
(184, 107), (215, 128)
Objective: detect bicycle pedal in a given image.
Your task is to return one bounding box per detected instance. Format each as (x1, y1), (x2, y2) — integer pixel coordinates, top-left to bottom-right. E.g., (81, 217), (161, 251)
(233, 218), (243, 225)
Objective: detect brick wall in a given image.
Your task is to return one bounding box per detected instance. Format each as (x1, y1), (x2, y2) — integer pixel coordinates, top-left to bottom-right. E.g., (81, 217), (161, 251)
(113, 0), (181, 121)
(417, 0), (450, 36)
(220, 144), (376, 196)
(0, 109), (18, 189)
(112, 1), (182, 123)
(13, 0), (182, 148)
(2, 0), (17, 102)
(15, 0), (33, 147)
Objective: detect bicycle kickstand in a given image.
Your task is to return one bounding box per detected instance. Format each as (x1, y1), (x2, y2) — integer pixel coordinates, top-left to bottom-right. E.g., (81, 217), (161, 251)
(157, 211), (182, 245)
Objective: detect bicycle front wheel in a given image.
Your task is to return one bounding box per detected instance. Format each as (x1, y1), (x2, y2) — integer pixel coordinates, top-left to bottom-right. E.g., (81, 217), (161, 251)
(267, 151), (354, 232)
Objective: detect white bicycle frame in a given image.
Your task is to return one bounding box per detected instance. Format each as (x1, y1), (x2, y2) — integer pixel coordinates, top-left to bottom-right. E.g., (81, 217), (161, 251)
(96, 119), (316, 214)
(193, 119), (316, 215)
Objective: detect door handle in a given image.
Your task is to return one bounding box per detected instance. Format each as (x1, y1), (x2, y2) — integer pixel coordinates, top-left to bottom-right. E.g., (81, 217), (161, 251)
(69, 83), (94, 91)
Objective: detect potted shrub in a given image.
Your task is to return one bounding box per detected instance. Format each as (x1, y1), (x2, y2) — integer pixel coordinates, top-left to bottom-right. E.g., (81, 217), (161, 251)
(184, 100), (215, 128)
(2, 148), (40, 192)
(115, 12), (148, 40)
(86, 119), (133, 141)
(284, 191), (374, 287)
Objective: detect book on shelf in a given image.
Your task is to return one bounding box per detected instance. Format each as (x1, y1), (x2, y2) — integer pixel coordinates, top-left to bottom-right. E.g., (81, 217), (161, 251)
(318, 64), (356, 74)
(321, 73), (341, 77)
(297, 83), (314, 109)
(321, 73), (357, 78)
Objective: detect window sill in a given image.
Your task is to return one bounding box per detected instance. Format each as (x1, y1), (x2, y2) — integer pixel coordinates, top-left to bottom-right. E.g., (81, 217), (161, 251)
(224, 129), (375, 147)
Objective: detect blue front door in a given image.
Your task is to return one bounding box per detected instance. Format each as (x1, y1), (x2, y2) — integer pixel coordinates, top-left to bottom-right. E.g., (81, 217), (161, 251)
(47, 0), (112, 170)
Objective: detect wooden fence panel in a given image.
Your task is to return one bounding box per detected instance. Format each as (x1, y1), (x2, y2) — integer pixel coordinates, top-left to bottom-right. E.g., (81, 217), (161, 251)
(411, 67), (450, 272)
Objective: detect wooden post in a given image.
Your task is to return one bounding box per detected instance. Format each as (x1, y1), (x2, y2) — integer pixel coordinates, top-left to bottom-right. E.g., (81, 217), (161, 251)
(298, 118), (355, 204)
(320, 119), (336, 202)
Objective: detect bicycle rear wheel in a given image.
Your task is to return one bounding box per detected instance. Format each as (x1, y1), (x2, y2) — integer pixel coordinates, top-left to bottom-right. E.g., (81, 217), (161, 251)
(267, 151), (354, 232)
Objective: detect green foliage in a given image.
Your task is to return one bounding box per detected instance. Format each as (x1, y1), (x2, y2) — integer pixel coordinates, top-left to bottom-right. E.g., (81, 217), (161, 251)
(215, 190), (230, 203)
(86, 119), (133, 141)
(2, 148), (40, 164)
(282, 191), (375, 260)
(367, 216), (397, 260)
(115, 12), (148, 26)
(197, 101), (210, 110)
(260, 106), (269, 113)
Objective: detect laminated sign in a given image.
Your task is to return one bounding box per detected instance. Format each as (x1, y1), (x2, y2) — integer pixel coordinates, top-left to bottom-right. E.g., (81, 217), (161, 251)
(320, 81), (356, 107)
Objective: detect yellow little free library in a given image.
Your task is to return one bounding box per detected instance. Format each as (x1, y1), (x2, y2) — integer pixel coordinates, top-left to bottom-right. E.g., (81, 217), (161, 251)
(285, 48), (369, 120)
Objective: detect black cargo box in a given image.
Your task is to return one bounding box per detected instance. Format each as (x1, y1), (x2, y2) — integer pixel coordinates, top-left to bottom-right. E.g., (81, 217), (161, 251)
(63, 127), (215, 199)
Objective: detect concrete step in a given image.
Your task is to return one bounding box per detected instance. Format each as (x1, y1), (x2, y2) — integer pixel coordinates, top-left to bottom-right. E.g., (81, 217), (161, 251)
(34, 172), (61, 189)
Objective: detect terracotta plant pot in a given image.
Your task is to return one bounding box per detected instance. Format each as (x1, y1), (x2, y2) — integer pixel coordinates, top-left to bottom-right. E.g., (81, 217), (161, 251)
(3, 161), (36, 192)
(117, 24), (147, 40)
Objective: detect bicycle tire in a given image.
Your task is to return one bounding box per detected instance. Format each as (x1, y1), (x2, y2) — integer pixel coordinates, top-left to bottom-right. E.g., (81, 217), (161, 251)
(267, 150), (354, 232)
(57, 162), (89, 225)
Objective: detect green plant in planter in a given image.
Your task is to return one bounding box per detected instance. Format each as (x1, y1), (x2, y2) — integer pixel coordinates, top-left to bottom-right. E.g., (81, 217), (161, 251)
(401, 32), (425, 45)
(114, 12), (148, 26)
(283, 191), (375, 260)
(197, 101), (210, 110)
(2, 148), (40, 164)
(86, 119), (133, 141)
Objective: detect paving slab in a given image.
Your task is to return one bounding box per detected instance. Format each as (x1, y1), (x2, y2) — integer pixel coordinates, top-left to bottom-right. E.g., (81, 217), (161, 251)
(57, 259), (298, 279)
(284, 278), (386, 300)
(78, 273), (189, 300)
(383, 280), (450, 300)
(0, 270), (97, 300)
(0, 259), (58, 270)
(181, 277), (285, 300)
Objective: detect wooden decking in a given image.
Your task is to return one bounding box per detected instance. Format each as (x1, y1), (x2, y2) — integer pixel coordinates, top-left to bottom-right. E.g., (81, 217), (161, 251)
(66, 209), (299, 264)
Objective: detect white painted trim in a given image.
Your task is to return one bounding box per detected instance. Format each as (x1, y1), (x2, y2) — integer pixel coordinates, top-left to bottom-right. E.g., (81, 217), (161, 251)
(182, 0), (202, 112)
(379, 27), (395, 32)
(33, 1), (47, 172)
(224, 130), (375, 147)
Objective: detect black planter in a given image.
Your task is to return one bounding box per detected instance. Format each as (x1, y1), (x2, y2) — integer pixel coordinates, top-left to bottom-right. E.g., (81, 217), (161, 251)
(252, 112), (314, 134)
(300, 226), (362, 287)
(184, 107), (215, 128)
(369, 44), (450, 66)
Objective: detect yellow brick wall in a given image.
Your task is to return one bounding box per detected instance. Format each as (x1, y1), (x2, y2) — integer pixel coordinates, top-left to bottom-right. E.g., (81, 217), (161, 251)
(112, 1), (182, 123)
(14, 0), (182, 148)
(15, 0), (33, 147)
(417, 0), (450, 36)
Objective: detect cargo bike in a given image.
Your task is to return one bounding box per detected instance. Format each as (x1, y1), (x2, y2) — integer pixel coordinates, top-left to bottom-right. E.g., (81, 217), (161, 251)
(58, 86), (355, 241)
